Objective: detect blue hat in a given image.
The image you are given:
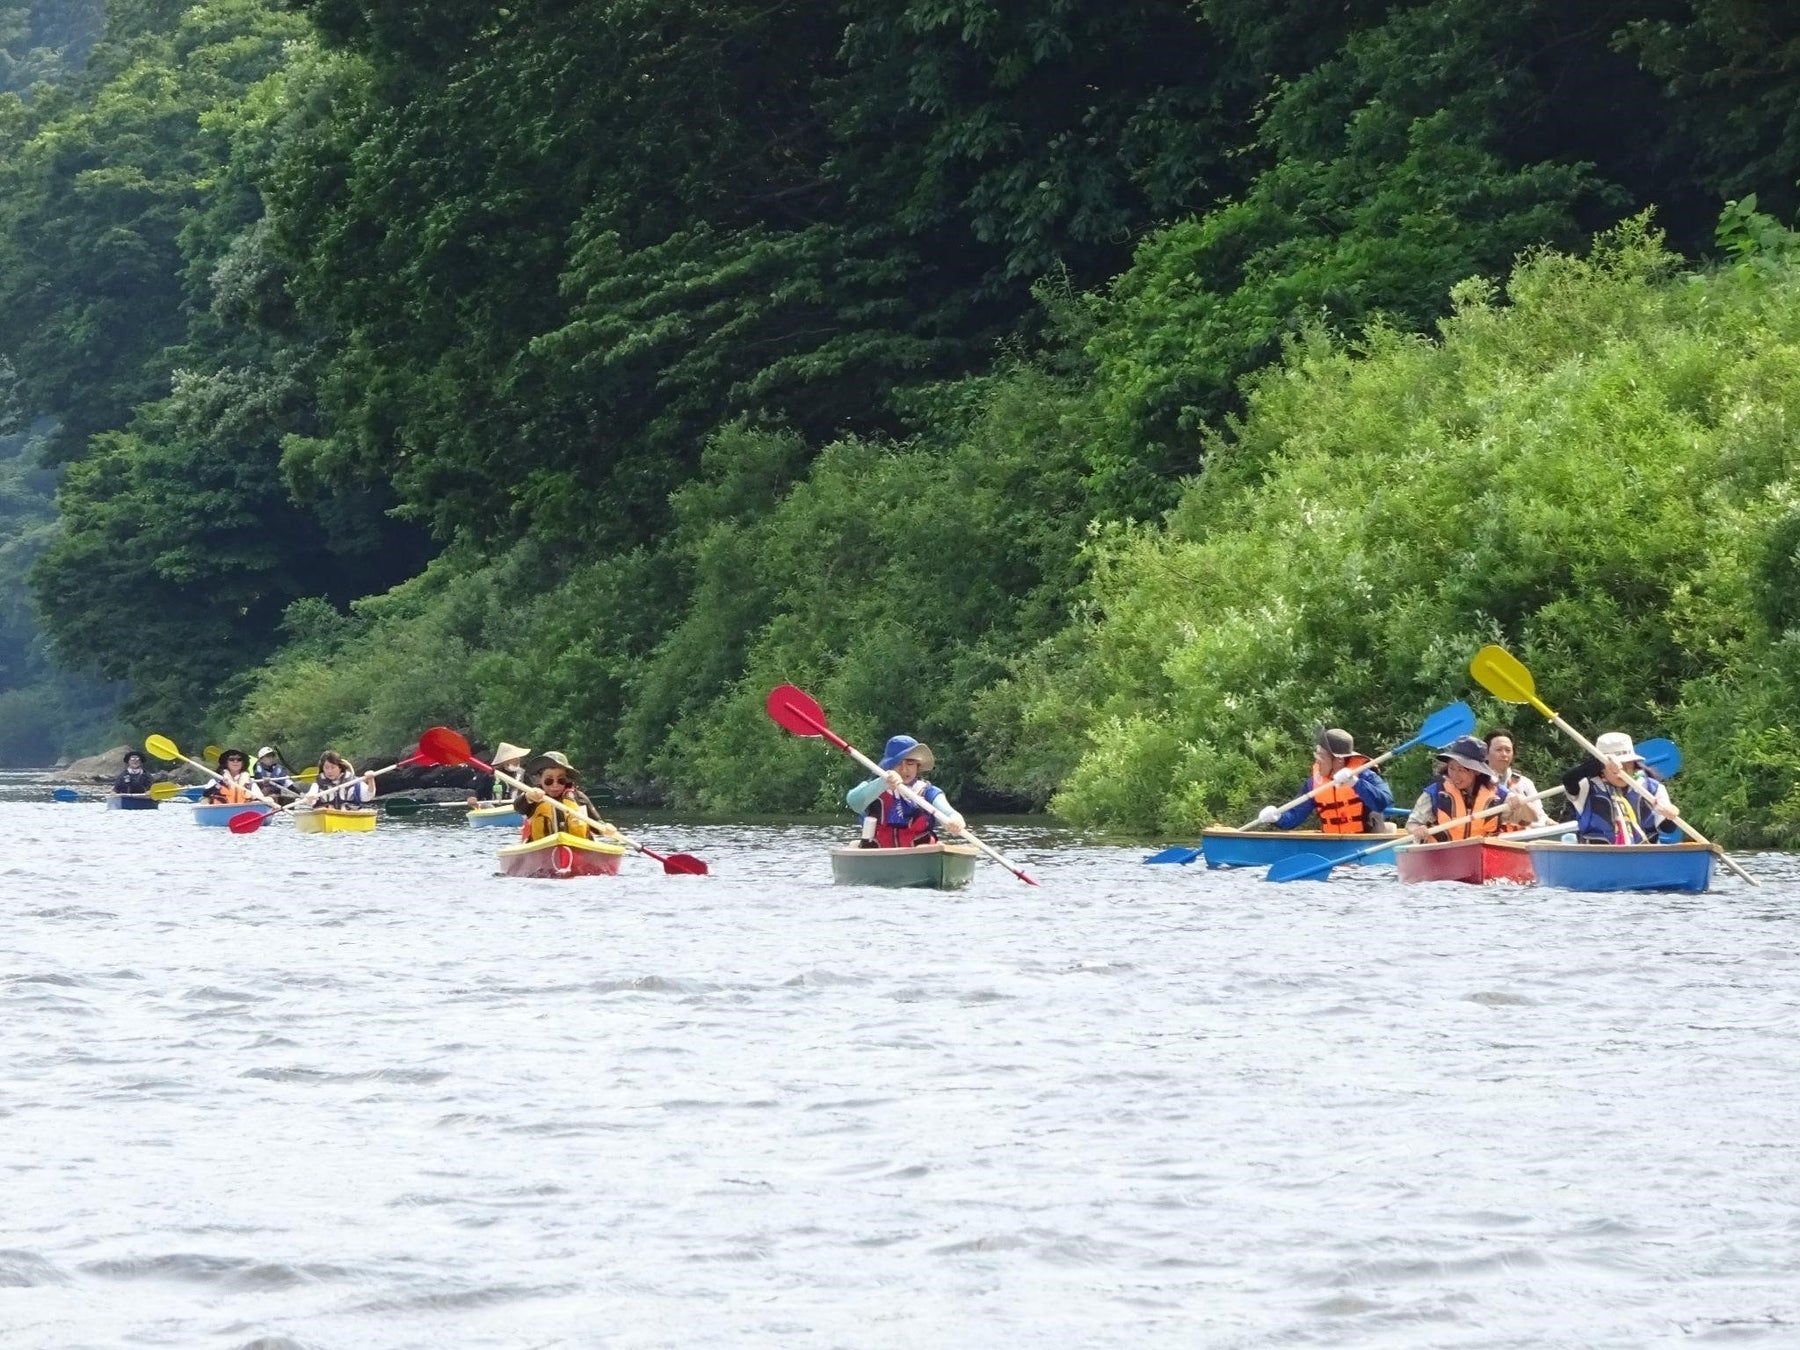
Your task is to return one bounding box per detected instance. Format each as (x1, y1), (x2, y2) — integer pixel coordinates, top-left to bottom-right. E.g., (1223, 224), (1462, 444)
(878, 735), (935, 772)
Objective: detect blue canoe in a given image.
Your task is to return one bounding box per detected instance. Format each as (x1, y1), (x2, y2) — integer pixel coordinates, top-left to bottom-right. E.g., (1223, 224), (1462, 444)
(193, 802), (273, 828)
(1199, 827), (1401, 869)
(468, 805), (526, 829)
(1513, 840), (1716, 893)
(106, 794), (159, 811)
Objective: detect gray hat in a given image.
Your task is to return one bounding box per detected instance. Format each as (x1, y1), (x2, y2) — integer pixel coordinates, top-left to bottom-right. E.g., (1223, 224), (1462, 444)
(1436, 735), (1495, 780)
(1315, 727), (1355, 757)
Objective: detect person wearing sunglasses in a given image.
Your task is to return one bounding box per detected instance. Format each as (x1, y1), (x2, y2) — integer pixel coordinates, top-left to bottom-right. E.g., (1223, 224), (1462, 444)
(514, 752), (615, 842)
(203, 749), (271, 806)
(845, 734), (965, 848)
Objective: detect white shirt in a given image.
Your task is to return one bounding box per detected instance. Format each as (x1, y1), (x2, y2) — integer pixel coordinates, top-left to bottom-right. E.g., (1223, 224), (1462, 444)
(1499, 769), (1549, 824)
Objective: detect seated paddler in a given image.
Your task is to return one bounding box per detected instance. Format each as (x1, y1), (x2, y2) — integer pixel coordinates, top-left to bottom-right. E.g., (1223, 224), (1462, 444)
(203, 749), (270, 805)
(1258, 727), (1394, 834)
(253, 746), (299, 799)
(113, 749), (153, 797)
(466, 741), (529, 809)
(303, 751), (376, 807)
(845, 735), (966, 848)
(1560, 731), (1682, 845)
(1406, 735), (1539, 842)
(514, 752), (617, 842)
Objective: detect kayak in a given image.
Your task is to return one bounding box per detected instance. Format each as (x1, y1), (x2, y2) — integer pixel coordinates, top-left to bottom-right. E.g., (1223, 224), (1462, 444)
(1395, 837), (1536, 885)
(829, 842), (980, 890)
(497, 831), (626, 879)
(1514, 840), (1716, 893)
(292, 807), (377, 834)
(468, 804), (525, 829)
(1199, 827), (1400, 869)
(106, 794), (159, 811)
(193, 802), (273, 828)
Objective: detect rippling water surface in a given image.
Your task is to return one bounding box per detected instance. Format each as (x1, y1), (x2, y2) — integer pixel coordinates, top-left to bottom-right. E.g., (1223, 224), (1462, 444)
(3, 773), (1797, 1349)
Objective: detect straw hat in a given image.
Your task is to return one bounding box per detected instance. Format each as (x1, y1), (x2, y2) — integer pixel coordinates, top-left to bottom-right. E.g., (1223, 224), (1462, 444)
(492, 742), (530, 765)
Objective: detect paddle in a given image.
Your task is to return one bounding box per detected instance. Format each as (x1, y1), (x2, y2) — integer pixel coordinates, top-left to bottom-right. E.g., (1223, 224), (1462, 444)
(146, 735), (277, 814)
(229, 753), (421, 833)
(56, 777), (183, 804)
(414, 727), (708, 875)
(1470, 645), (1757, 886)
(380, 797), (471, 816)
(203, 744), (222, 766)
(764, 684), (1039, 887)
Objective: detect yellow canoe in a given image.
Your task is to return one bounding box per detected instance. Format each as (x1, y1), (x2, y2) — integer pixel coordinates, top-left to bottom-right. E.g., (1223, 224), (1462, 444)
(292, 807), (378, 834)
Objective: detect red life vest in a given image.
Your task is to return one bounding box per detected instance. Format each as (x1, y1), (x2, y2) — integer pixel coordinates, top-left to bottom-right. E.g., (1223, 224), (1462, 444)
(1309, 756), (1373, 834)
(870, 790), (936, 848)
(1431, 781), (1502, 840)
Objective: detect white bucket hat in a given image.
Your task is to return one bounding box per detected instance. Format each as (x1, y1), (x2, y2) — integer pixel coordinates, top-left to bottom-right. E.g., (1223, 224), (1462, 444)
(256, 746), (278, 760)
(1594, 731), (1645, 764)
(492, 742), (531, 765)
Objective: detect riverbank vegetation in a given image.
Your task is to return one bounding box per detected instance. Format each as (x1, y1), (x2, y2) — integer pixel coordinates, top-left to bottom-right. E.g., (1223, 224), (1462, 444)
(2, 1), (1798, 843)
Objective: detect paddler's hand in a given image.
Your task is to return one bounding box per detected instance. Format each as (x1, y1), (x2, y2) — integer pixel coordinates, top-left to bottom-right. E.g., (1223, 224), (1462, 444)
(883, 770), (903, 790)
(945, 813), (967, 835)
(1407, 822), (1432, 842)
(525, 788), (545, 803)
(1331, 767), (1357, 787)
(1501, 796), (1538, 826)
(1256, 805), (1279, 825)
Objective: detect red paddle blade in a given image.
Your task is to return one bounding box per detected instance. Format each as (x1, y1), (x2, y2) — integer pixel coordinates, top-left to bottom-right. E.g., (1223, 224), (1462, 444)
(660, 853), (709, 876)
(417, 726), (474, 766)
(765, 684), (827, 737)
(227, 809), (269, 834)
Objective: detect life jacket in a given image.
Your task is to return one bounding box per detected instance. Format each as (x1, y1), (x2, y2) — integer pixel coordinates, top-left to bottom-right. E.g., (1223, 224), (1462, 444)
(114, 769), (151, 794)
(521, 793), (592, 842)
(1309, 756), (1374, 834)
(208, 772), (256, 805)
(1575, 776), (1660, 845)
(868, 787), (938, 848)
(310, 774), (365, 807)
(1429, 780), (1504, 840)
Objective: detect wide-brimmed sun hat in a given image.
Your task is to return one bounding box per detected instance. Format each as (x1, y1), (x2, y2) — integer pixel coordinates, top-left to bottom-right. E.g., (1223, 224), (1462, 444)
(1436, 734), (1495, 780)
(531, 750), (581, 782)
(1593, 731), (1645, 764)
(878, 735), (934, 772)
(1315, 727), (1355, 757)
(492, 742), (530, 765)
(219, 747), (249, 765)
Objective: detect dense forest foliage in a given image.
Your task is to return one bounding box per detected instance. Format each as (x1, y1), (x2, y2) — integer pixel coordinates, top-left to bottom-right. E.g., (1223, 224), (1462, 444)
(2, 0), (1798, 842)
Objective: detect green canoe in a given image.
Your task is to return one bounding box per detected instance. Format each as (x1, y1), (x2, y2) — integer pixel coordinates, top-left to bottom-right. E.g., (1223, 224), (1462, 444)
(829, 842), (980, 890)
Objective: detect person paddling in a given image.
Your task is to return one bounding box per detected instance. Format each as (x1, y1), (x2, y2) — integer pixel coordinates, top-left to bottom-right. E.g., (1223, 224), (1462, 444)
(302, 751), (376, 807)
(514, 752), (614, 842)
(467, 742), (529, 809)
(1484, 728), (1548, 825)
(253, 746), (299, 801)
(846, 735), (967, 848)
(1258, 727), (1394, 834)
(1560, 732), (1681, 845)
(203, 749), (271, 805)
(1406, 735), (1538, 841)
(113, 750), (153, 797)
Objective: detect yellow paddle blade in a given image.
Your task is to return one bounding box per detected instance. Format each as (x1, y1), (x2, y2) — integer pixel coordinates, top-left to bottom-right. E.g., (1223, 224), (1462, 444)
(145, 734), (180, 762)
(1469, 644), (1538, 706)
(297, 767), (318, 781)
(203, 744), (222, 766)
(148, 781), (180, 800)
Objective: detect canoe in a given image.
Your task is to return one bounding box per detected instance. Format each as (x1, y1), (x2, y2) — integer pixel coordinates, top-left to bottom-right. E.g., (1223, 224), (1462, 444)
(468, 804), (526, 829)
(193, 802), (273, 828)
(497, 831), (626, 879)
(106, 794), (159, 811)
(292, 807), (377, 834)
(1199, 827), (1400, 869)
(1512, 840), (1716, 893)
(1395, 837), (1536, 885)
(829, 842), (980, 890)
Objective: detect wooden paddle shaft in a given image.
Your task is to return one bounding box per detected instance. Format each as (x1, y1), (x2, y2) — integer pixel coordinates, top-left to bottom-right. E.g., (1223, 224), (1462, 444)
(1548, 711), (1758, 886)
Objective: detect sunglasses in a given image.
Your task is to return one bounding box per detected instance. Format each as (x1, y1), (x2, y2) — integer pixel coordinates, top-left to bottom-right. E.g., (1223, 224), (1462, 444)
(540, 775), (572, 787)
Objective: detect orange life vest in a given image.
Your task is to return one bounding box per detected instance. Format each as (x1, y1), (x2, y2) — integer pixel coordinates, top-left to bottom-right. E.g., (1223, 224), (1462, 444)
(1432, 781), (1502, 840)
(209, 772), (255, 805)
(869, 790), (937, 848)
(1309, 756), (1373, 834)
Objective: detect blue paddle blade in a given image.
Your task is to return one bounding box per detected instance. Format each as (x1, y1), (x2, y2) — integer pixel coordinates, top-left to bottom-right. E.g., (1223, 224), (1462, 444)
(1143, 846), (1202, 865)
(180, 786), (206, 801)
(52, 787), (81, 802)
(1636, 737), (1680, 778)
(1265, 852), (1337, 883)
(1418, 700), (1477, 748)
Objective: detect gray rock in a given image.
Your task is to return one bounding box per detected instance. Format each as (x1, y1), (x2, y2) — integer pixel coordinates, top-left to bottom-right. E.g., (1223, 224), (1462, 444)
(62, 745), (134, 783)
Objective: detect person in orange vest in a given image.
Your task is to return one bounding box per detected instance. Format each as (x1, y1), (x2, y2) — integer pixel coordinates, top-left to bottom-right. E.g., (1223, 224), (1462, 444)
(845, 735), (966, 847)
(1405, 735), (1539, 841)
(202, 749), (271, 806)
(1261, 727), (1394, 834)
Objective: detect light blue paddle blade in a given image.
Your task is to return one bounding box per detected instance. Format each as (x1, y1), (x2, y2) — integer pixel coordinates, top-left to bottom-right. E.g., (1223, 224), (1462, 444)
(52, 787), (81, 802)
(180, 786), (206, 801)
(1143, 846), (1202, 865)
(1417, 700), (1477, 748)
(1265, 852), (1338, 883)
(1636, 737), (1680, 778)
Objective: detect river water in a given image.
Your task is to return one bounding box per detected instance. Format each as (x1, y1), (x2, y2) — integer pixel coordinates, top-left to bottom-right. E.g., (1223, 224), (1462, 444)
(2, 772), (1797, 1349)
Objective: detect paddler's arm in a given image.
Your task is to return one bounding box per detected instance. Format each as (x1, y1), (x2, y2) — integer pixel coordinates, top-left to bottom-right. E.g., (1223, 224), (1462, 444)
(845, 776), (887, 815)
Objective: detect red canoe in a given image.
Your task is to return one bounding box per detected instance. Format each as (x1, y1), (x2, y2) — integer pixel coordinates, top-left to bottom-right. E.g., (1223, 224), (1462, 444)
(1395, 838), (1536, 885)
